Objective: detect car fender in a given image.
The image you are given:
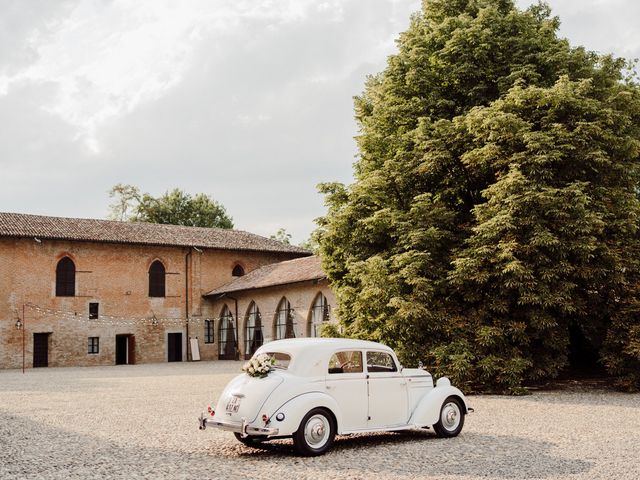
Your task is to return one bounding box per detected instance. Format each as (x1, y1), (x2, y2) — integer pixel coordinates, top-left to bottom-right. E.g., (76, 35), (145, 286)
(408, 379), (469, 427)
(266, 392), (342, 437)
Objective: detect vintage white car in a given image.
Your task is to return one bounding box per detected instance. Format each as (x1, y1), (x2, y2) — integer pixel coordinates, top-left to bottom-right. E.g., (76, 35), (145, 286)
(198, 338), (472, 456)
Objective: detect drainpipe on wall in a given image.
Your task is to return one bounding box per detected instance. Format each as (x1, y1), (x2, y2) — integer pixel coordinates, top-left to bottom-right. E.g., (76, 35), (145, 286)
(185, 248), (192, 361)
(22, 303), (25, 374)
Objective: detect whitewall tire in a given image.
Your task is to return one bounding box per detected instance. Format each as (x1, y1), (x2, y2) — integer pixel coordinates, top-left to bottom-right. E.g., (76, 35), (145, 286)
(293, 408), (336, 456)
(433, 396), (465, 438)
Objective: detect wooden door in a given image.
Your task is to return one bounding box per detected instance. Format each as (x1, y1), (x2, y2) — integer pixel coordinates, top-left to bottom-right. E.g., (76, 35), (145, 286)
(224, 322), (236, 359)
(33, 333), (49, 368)
(128, 336), (136, 364)
(168, 333), (182, 362)
(116, 335), (128, 365)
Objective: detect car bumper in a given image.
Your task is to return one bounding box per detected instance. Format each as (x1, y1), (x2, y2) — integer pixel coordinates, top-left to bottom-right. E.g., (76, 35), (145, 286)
(198, 413), (279, 437)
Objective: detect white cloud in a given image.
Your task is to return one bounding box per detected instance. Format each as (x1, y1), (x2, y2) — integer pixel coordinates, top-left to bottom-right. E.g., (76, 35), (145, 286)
(9, 1), (222, 151)
(2, 0), (417, 156)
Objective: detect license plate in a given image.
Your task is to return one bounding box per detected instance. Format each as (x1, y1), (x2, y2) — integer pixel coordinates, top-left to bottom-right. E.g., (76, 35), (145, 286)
(226, 396), (241, 413)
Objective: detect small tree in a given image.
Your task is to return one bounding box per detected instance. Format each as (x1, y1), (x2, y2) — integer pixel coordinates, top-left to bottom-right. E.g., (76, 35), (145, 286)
(270, 228), (292, 245)
(108, 184), (140, 221)
(107, 185), (233, 229)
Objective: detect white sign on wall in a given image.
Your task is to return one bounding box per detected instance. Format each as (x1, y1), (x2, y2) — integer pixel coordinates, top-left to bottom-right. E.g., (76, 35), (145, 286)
(190, 338), (200, 361)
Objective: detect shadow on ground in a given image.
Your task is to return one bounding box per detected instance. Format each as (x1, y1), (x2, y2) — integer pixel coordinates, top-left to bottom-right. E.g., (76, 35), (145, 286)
(0, 410), (593, 480)
(206, 429), (593, 479)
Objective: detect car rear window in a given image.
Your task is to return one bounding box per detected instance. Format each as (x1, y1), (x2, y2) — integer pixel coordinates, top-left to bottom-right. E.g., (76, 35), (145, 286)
(264, 352), (291, 369)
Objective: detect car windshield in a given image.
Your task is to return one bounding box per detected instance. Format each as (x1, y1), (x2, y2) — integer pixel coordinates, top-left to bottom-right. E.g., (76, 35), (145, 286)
(263, 352), (291, 369)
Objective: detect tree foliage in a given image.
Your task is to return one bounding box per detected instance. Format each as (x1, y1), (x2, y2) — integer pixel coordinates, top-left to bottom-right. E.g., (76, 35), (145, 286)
(108, 183), (141, 222)
(270, 228), (293, 245)
(108, 185), (233, 229)
(317, 0), (640, 392)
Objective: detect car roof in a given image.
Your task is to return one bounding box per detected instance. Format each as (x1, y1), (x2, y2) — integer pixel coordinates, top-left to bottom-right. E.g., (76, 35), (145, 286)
(259, 337), (393, 354)
(255, 338), (396, 377)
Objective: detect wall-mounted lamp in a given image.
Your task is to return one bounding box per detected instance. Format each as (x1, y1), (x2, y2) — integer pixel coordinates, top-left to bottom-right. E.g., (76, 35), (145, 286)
(151, 315), (158, 327)
(15, 318), (22, 330)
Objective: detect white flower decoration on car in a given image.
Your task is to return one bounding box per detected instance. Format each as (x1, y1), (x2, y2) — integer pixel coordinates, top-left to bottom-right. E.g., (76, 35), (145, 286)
(242, 353), (275, 378)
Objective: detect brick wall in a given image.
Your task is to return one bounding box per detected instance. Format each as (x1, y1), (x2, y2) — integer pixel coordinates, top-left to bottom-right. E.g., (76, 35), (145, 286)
(200, 280), (336, 361)
(0, 237), (300, 369)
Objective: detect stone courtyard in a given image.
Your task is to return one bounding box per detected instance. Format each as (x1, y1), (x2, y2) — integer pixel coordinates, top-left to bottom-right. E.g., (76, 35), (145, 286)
(0, 361), (638, 480)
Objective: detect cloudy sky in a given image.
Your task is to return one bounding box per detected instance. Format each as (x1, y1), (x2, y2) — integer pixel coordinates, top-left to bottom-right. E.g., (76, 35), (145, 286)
(1, 0), (638, 242)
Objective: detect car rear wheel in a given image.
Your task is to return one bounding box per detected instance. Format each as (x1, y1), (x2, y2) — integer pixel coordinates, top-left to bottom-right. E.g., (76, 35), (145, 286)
(292, 408), (336, 456)
(233, 433), (268, 447)
(433, 396), (465, 438)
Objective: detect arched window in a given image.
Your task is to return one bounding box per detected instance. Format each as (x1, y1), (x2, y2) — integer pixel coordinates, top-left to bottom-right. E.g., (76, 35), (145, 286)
(245, 302), (263, 359)
(309, 293), (330, 337)
(218, 306), (236, 359)
(232, 264), (245, 277)
(148, 261), (166, 297)
(274, 297), (296, 340)
(56, 257), (76, 297)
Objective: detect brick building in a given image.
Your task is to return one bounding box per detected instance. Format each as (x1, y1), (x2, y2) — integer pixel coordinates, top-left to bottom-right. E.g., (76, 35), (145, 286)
(205, 255), (335, 360)
(0, 212), (335, 369)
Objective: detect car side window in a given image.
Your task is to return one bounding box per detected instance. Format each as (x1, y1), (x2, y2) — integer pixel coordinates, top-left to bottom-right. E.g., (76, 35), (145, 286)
(328, 351), (363, 374)
(366, 351), (397, 373)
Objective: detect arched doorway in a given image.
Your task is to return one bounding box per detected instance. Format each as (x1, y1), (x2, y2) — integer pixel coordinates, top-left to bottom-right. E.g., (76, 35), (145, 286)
(308, 293), (330, 337)
(245, 302), (263, 359)
(218, 305), (236, 360)
(274, 297), (295, 340)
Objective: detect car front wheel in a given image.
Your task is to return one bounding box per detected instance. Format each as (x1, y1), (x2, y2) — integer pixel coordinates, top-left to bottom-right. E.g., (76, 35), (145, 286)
(433, 396), (465, 438)
(292, 408), (336, 456)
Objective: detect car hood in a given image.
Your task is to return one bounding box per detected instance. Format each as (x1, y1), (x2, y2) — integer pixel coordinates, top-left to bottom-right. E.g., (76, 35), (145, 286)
(213, 371), (285, 424)
(402, 368), (434, 387)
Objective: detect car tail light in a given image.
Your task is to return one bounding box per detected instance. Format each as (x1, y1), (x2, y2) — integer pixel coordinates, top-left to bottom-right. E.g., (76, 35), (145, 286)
(262, 414), (269, 424)
(207, 406), (215, 416)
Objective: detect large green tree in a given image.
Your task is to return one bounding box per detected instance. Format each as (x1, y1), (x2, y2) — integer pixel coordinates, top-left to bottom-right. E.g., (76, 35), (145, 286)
(108, 184), (234, 229)
(317, 0), (640, 392)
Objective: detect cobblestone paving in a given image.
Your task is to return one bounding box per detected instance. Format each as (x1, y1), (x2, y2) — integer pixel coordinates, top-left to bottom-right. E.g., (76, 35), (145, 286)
(0, 361), (638, 479)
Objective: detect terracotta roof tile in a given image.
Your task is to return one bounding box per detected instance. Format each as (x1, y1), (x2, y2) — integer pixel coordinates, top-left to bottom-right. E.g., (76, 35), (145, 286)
(0, 212), (310, 254)
(205, 255), (325, 295)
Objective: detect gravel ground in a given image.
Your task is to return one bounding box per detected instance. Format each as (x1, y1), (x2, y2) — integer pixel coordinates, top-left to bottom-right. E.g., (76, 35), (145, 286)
(0, 362), (638, 480)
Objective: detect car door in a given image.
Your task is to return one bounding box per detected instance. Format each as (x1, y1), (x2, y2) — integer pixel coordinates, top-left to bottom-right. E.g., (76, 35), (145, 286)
(366, 350), (408, 428)
(324, 350), (368, 431)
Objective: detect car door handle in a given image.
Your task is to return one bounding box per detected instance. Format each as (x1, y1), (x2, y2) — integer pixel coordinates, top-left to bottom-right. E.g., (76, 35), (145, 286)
(399, 382), (406, 385)
(326, 385), (332, 390)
